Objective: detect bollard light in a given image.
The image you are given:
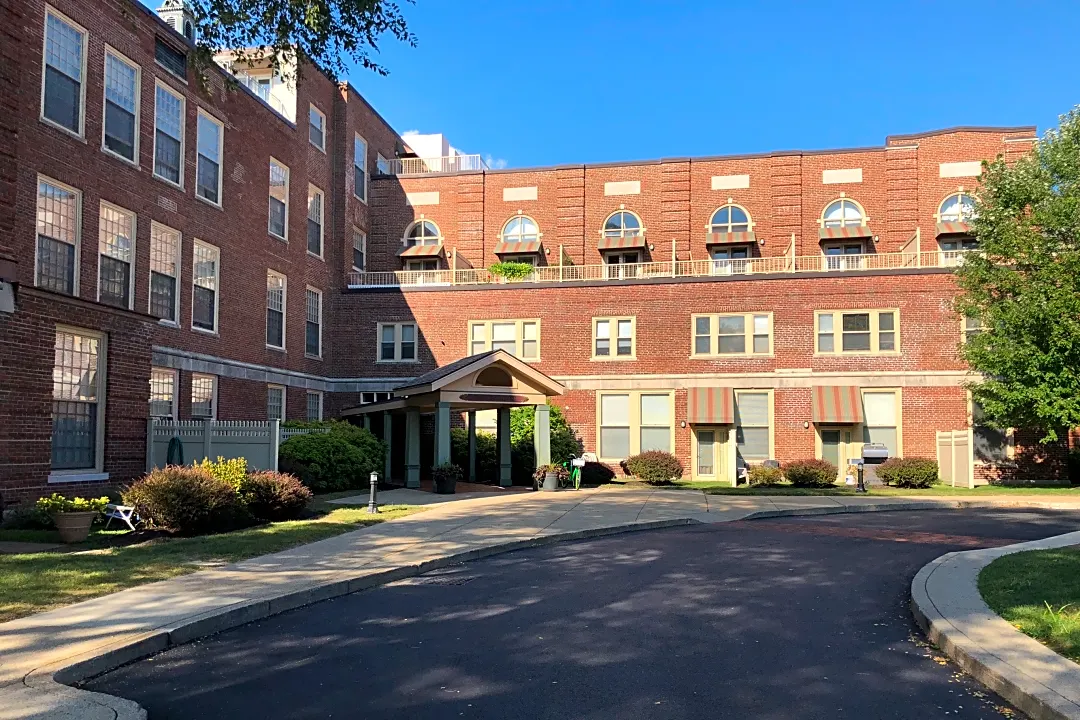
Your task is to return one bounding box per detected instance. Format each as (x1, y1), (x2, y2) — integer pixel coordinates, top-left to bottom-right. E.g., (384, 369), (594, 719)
(367, 471), (380, 514)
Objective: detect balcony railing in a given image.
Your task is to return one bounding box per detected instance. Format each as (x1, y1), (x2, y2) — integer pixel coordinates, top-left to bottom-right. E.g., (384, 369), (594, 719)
(346, 250), (974, 289)
(380, 155), (488, 176)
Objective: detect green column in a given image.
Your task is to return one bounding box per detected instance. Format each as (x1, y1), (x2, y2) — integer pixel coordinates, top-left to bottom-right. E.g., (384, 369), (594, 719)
(467, 410), (477, 483)
(497, 407), (512, 487)
(405, 409), (421, 489)
(435, 401), (451, 466)
(383, 412), (393, 483)
(362, 414), (371, 431)
(533, 403), (551, 469)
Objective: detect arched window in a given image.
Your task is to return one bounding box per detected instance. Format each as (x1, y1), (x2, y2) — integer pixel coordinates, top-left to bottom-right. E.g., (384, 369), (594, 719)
(822, 199), (864, 229)
(404, 220), (441, 247)
(501, 216), (539, 244)
(709, 204), (751, 234)
(939, 193), (976, 222)
(476, 366), (513, 387)
(602, 210), (642, 239)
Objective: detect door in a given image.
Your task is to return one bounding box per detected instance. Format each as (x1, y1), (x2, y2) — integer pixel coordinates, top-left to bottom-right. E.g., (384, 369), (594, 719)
(692, 426), (728, 483)
(820, 426), (854, 480)
(710, 245), (750, 275)
(823, 243), (864, 271)
(605, 251), (641, 279)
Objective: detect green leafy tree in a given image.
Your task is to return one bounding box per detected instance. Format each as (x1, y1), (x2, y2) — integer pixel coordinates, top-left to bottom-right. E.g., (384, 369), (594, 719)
(954, 108), (1080, 442)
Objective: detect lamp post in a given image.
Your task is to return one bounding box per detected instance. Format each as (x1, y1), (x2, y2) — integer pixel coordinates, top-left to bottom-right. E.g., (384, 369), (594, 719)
(367, 471), (380, 514)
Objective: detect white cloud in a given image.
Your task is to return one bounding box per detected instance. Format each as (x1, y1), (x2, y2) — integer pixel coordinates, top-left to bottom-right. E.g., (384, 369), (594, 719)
(401, 129), (421, 138)
(485, 154), (508, 170)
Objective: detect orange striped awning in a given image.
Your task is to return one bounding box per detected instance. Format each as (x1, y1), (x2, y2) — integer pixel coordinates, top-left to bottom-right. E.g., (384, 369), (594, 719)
(706, 231), (756, 246)
(598, 234), (647, 251)
(687, 387), (735, 424)
(494, 240), (542, 255)
(818, 226), (873, 241)
(811, 386), (864, 424)
(397, 243), (444, 258)
(936, 221), (971, 236)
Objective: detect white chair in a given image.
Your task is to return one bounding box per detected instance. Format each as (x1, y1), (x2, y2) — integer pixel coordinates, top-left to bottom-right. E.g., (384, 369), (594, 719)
(104, 504), (137, 531)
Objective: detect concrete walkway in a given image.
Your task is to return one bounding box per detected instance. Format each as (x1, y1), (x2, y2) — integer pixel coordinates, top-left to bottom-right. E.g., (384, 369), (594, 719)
(2, 488), (1080, 720)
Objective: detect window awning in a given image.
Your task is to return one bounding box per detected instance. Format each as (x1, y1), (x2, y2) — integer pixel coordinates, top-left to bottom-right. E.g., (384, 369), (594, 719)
(494, 240), (542, 255)
(397, 244), (444, 258)
(936, 221), (971, 236)
(686, 387), (735, 424)
(818, 226), (872, 241)
(811, 386), (864, 424)
(598, 235), (647, 251)
(706, 231), (756, 246)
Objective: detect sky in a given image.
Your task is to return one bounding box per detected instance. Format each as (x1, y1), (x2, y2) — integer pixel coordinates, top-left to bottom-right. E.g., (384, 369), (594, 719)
(162, 0), (1078, 168)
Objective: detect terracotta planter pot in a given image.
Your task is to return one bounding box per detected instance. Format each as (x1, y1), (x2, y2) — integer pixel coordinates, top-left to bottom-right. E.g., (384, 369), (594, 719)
(51, 511), (96, 543)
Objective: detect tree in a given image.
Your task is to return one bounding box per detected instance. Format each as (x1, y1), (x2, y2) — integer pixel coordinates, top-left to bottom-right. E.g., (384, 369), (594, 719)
(188, 0), (416, 80)
(954, 107), (1080, 442)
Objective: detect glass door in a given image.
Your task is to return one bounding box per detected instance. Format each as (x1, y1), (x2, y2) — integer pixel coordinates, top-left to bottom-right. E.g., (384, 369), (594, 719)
(820, 426), (854, 480)
(692, 426), (728, 482)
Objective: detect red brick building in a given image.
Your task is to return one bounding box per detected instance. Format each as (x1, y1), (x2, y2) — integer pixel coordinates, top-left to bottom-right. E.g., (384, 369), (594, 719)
(0, 0), (1052, 501)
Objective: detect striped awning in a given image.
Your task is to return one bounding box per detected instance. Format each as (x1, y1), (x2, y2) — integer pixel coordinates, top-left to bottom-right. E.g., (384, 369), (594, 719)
(818, 226), (873, 241)
(494, 240), (542, 255)
(706, 231), (756, 246)
(811, 386), (864, 424)
(598, 234), (647, 251)
(687, 387), (735, 424)
(397, 243), (444, 258)
(936, 221), (971, 236)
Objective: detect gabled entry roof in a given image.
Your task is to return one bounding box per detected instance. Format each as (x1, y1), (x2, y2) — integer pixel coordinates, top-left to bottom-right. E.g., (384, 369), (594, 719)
(394, 349), (565, 397)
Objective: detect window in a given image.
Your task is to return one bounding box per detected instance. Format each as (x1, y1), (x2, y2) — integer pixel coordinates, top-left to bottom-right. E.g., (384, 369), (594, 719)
(154, 38), (187, 78)
(972, 401), (1012, 464)
(378, 322), (417, 362)
(51, 328), (104, 472)
(97, 203), (135, 309)
(149, 368), (177, 419)
(353, 134), (368, 202)
(404, 220), (441, 247)
(308, 104), (325, 150)
(963, 316), (984, 343)
(940, 238), (980, 252)
(153, 82), (184, 185)
(822, 199), (864, 228)
(267, 385), (285, 422)
(352, 228), (366, 271)
(266, 271), (285, 349)
(196, 111), (222, 205)
(305, 287), (322, 358)
(692, 313), (771, 357)
(602, 210), (642, 239)
(307, 186), (323, 257)
(501, 216), (540, 244)
(816, 310), (898, 354)
(469, 320), (539, 360)
(377, 153), (392, 175)
(862, 390), (900, 458)
(42, 8), (86, 135)
(102, 49), (139, 162)
(593, 317), (635, 359)
(192, 241), (219, 332)
(306, 391), (323, 421)
(822, 242), (865, 270)
(191, 373), (216, 419)
(150, 222), (181, 323)
(405, 259), (439, 272)
(361, 392), (393, 404)
(735, 391), (771, 463)
(597, 391), (673, 460)
(939, 192), (976, 223)
(268, 159), (289, 239)
(36, 177), (80, 295)
(709, 204), (751, 233)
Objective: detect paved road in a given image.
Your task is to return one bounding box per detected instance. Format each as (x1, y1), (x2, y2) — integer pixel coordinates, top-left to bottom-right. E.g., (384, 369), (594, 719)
(86, 509), (1080, 719)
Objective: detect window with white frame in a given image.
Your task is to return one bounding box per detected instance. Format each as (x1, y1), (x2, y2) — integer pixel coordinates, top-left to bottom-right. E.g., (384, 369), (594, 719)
(352, 228), (366, 271)
(149, 222), (180, 323)
(268, 159), (289, 239)
(405, 259), (439, 271)
(192, 240), (219, 332)
(469, 320), (539, 360)
(378, 322), (417, 362)
(822, 198), (864, 228)
(602, 210), (642, 240)
(191, 373), (216, 418)
(42, 8), (86, 135)
(305, 287), (322, 358)
(153, 83), (184, 185)
(501, 216), (540, 245)
(404, 220), (441, 247)
(196, 112), (222, 205)
(735, 391), (771, 463)
(593, 317), (635, 359)
(51, 328), (104, 472)
(361, 391), (393, 404)
(639, 394), (672, 453)
(963, 315), (984, 343)
(862, 390), (900, 457)
(693, 313), (771, 356)
(972, 400), (1011, 464)
(149, 367), (176, 419)
(597, 391), (672, 460)
(308, 104), (325, 150)
(939, 192), (976, 223)
(98, 202), (135, 309)
(306, 391), (323, 421)
(307, 186), (323, 257)
(816, 310), (897, 354)
(709, 204), (751, 233)
(267, 385), (285, 422)
(599, 393), (630, 460)
(353, 134), (368, 202)
(266, 271), (286, 349)
(102, 48), (139, 162)
(154, 38), (187, 78)
(36, 177), (80, 295)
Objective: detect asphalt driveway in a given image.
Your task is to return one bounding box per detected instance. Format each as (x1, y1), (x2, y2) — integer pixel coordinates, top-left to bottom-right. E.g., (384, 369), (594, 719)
(86, 508), (1080, 719)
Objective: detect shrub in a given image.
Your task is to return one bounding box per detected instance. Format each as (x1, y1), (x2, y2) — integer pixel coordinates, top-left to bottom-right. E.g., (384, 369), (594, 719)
(509, 404), (583, 485)
(0, 503), (53, 530)
(747, 464), (784, 487)
(279, 432), (375, 492)
(580, 461), (616, 486)
(1068, 447), (1080, 486)
(240, 471), (312, 521)
(450, 428), (499, 480)
(784, 459), (838, 488)
(122, 466), (250, 534)
(488, 262), (535, 281)
(625, 451), (684, 484)
(876, 457), (939, 488)
(196, 456), (247, 490)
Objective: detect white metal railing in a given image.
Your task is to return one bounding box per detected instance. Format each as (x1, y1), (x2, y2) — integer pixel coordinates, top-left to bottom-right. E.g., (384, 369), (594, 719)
(382, 155), (488, 176)
(230, 70), (295, 121)
(346, 250), (975, 289)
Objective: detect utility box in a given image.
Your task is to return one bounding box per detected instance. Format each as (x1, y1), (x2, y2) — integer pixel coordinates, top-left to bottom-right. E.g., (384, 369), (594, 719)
(860, 443), (890, 486)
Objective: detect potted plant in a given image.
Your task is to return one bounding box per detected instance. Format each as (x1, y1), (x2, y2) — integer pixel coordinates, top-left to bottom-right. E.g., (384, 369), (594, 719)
(35, 493), (109, 543)
(431, 462), (463, 495)
(533, 463), (569, 492)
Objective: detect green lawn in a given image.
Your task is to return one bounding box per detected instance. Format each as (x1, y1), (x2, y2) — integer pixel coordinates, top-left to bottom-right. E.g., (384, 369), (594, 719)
(979, 548), (1080, 663)
(0, 501), (422, 623)
(609, 479), (1079, 497)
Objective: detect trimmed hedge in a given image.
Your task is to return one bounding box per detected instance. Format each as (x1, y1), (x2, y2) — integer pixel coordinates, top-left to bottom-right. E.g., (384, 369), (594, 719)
(747, 465), (784, 487)
(876, 457), (938, 488)
(240, 471), (312, 521)
(122, 466), (250, 534)
(784, 459), (838, 488)
(626, 450), (684, 485)
(279, 427), (384, 492)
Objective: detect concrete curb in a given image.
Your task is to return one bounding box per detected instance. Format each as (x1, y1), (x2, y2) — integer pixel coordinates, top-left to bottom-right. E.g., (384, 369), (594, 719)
(911, 531), (1080, 720)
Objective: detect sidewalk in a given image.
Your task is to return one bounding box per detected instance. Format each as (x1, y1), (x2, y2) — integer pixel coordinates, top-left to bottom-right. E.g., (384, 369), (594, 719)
(3, 488), (1079, 720)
